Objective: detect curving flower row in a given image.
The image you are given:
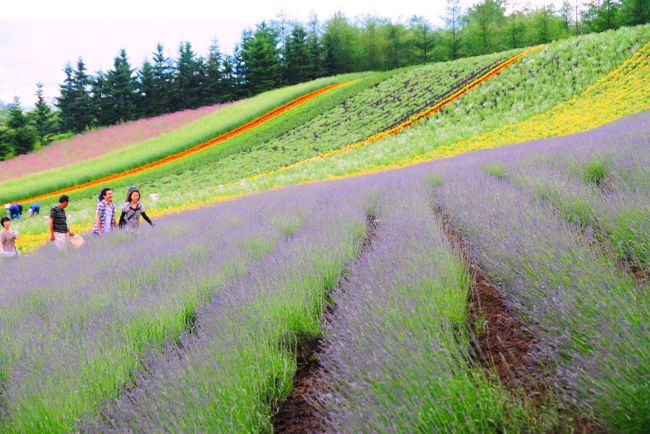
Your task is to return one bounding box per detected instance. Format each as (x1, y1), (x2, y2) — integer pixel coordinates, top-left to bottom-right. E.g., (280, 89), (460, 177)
(17, 81), (351, 205)
(252, 46), (542, 181)
(406, 42), (650, 163)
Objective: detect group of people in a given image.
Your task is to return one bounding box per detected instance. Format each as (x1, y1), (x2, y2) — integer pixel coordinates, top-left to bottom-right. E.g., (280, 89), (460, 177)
(1, 186), (155, 257)
(4, 203), (40, 220)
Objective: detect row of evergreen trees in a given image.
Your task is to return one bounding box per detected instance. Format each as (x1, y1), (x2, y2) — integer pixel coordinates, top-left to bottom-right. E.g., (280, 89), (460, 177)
(1, 0), (648, 160)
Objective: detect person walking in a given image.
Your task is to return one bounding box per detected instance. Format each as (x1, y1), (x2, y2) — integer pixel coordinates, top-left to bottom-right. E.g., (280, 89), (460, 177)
(0, 216), (19, 257)
(93, 188), (116, 235)
(50, 195), (75, 250)
(119, 188), (155, 233)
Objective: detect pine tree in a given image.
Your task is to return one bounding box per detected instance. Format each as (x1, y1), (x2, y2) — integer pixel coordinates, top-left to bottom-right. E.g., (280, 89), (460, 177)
(582, 0), (621, 32)
(204, 40), (225, 104)
(7, 98), (36, 155)
(137, 60), (156, 117)
(241, 23), (282, 94)
(306, 15), (324, 79)
(70, 58), (94, 132)
(386, 23), (406, 68)
(33, 82), (53, 143)
(410, 16), (435, 64)
(445, 0), (463, 59)
(620, 0), (650, 25)
(175, 42), (204, 109)
(91, 71), (112, 126)
(0, 127), (13, 160)
(322, 13), (357, 75)
(284, 24), (310, 84)
(221, 54), (241, 101)
(104, 49), (138, 124)
(463, 0), (507, 55)
(151, 43), (174, 115)
(56, 63), (76, 132)
(360, 17), (383, 71)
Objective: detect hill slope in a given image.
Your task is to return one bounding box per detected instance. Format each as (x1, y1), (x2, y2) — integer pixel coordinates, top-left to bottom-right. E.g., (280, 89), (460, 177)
(7, 25), (650, 252)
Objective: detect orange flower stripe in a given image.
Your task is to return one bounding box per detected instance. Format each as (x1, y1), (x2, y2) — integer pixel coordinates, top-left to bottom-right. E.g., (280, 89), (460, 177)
(18, 81), (351, 204)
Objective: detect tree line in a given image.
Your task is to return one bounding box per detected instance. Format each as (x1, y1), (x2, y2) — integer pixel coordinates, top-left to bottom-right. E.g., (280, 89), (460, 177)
(1, 0), (647, 160)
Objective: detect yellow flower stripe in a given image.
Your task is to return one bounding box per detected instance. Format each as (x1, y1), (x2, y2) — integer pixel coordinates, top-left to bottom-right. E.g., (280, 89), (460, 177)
(401, 42), (650, 163)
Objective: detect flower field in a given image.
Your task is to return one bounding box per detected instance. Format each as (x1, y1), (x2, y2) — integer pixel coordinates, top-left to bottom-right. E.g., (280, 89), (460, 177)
(0, 74), (366, 204)
(6, 46), (536, 251)
(1, 106), (648, 432)
(1, 24), (649, 432)
(225, 25), (649, 192)
(0, 103), (228, 182)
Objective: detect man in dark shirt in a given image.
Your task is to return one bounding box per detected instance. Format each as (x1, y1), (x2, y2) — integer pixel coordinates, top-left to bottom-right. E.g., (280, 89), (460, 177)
(50, 195), (75, 250)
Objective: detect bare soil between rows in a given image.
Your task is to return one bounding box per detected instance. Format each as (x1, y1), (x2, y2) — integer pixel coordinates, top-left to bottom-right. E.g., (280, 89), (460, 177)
(435, 206), (604, 433)
(434, 206), (547, 400)
(273, 215), (379, 433)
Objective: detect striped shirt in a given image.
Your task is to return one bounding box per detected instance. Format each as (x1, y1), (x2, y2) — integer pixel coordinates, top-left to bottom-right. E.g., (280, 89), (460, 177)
(50, 205), (68, 233)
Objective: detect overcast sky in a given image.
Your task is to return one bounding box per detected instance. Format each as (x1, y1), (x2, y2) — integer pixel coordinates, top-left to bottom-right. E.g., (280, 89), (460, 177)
(1, 0), (574, 107)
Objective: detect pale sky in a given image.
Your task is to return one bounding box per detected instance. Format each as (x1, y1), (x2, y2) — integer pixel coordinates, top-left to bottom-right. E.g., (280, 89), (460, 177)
(1, 0), (574, 107)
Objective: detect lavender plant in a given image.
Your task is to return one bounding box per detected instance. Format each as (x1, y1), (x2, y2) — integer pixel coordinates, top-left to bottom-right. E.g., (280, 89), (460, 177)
(0, 189), (320, 433)
(436, 166), (649, 432)
(81, 182), (372, 432)
(315, 175), (539, 433)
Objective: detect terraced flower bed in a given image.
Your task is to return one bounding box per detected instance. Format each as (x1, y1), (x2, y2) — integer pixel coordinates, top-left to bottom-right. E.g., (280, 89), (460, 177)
(0, 102), (228, 182)
(236, 25), (648, 189)
(0, 74), (363, 204)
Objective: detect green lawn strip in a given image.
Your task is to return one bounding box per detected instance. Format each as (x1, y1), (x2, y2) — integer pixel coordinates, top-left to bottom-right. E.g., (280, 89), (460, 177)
(0, 73), (366, 204)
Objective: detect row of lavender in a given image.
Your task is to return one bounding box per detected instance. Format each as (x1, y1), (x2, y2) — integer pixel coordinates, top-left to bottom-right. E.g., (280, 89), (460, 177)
(313, 176), (537, 431)
(311, 111), (649, 432)
(0, 184), (371, 433)
(80, 182), (373, 432)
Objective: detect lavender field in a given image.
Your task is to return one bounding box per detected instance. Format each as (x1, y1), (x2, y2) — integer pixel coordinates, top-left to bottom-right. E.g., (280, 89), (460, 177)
(0, 110), (648, 433)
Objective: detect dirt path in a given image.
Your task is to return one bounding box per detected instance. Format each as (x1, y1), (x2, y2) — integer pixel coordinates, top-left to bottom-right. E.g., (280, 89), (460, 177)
(273, 215), (379, 434)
